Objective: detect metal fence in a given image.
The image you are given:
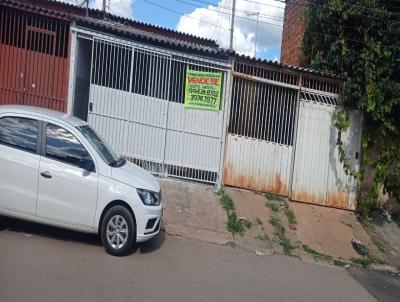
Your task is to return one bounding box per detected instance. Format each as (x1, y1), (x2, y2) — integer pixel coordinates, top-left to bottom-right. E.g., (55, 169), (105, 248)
(0, 6), (70, 111)
(73, 32), (230, 184)
(223, 60), (360, 210)
(68, 28), (360, 210)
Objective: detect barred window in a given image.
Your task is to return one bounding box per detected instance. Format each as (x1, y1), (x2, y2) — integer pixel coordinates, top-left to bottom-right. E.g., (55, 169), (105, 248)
(91, 40), (132, 91)
(229, 78), (298, 146)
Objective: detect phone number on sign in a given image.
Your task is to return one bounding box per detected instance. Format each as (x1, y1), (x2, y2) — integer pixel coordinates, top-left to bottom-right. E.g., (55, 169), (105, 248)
(189, 94), (218, 105)
(188, 87), (219, 98)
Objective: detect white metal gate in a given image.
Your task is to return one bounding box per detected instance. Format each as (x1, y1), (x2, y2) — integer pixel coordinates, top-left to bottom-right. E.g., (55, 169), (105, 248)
(291, 92), (361, 210)
(223, 60), (361, 210)
(85, 36), (229, 183)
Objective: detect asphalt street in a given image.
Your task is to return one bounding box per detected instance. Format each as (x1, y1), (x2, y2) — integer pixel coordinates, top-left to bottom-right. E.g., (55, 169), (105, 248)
(0, 217), (398, 302)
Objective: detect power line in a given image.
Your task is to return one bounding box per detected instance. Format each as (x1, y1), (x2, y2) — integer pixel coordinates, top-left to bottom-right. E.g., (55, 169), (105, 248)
(189, 0), (400, 27)
(245, 0), (400, 19)
(191, 0), (285, 21)
(140, 0), (396, 47)
(176, 0), (283, 26)
(243, 0), (285, 9)
(176, 0), (399, 34)
(140, 0), (230, 30)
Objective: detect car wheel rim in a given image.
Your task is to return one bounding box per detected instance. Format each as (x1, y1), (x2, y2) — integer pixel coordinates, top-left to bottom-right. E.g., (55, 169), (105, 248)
(106, 215), (128, 250)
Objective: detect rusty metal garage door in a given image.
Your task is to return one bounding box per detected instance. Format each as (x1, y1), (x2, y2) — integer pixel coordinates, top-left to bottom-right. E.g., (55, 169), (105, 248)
(0, 6), (70, 111)
(223, 62), (299, 196)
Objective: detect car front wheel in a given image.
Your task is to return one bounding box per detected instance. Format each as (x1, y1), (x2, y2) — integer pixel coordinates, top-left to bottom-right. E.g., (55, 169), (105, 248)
(101, 205), (135, 256)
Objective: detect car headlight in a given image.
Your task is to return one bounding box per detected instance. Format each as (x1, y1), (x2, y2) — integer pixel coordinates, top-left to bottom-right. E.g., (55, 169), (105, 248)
(137, 189), (161, 206)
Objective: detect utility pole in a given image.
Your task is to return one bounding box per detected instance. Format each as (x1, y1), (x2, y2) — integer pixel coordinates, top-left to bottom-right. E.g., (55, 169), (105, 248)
(246, 11), (260, 58)
(77, 0), (89, 17)
(229, 0), (236, 51)
(102, 0), (110, 19)
(102, 0), (110, 13)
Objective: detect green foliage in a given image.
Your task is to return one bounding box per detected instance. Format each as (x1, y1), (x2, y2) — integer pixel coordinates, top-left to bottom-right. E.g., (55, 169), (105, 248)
(281, 236), (295, 255)
(267, 202), (279, 213)
(371, 237), (386, 253)
(269, 216), (285, 234)
(243, 219), (252, 229)
(219, 191), (245, 235)
(302, 244), (332, 261)
(266, 192), (284, 202)
(284, 203), (297, 224)
(303, 0), (400, 215)
(351, 254), (383, 268)
(269, 215), (294, 255)
(333, 259), (347, 267)
(227, 211), (245, 235)
(256, 232), (269, 241)
(220, 194), (235, 212)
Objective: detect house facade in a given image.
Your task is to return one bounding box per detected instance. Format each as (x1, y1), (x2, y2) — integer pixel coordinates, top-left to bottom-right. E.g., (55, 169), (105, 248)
(0, 0), (361, 210)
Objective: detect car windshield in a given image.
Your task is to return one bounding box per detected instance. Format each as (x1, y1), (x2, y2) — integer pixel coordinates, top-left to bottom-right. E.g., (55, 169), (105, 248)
(77, 125), (123, 167)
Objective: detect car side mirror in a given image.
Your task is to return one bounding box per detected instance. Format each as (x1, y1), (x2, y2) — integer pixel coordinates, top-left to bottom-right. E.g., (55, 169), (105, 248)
(81, 159), (95, 172)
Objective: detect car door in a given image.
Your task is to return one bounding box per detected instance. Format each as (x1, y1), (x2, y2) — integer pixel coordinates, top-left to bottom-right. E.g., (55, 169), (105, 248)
(0, 115), (40, 216)
(36, 122), (98, 228)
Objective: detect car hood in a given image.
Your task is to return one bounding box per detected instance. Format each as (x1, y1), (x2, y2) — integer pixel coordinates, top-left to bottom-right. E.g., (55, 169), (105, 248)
(111, 161), (160, 192)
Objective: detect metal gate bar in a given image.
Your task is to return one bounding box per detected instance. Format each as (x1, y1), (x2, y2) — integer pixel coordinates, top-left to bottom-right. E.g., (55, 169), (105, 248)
(82, 33), (229, 184)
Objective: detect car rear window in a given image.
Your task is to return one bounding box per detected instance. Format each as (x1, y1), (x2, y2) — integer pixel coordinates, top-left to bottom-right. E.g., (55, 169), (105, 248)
(0, 116), (38, 153)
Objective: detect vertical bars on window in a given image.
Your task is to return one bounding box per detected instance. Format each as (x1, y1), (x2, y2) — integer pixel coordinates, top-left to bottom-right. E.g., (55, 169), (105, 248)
(91, 39), (132, 91)
(228, 76), (298, 146)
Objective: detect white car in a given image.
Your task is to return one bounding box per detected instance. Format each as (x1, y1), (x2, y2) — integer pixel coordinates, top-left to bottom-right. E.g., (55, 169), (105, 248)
(0, 105), (162, 256)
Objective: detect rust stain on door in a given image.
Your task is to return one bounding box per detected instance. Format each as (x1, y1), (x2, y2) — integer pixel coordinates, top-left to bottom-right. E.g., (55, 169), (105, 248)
(292, 189), (354, 210)
(223, 161), (288, 196)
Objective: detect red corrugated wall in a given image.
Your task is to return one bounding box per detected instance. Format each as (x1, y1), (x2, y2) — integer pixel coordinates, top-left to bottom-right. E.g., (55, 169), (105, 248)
(0, 6), (70, 112)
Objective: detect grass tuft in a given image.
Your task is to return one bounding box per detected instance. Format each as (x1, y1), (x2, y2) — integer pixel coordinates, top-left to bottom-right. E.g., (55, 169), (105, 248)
(256, 232), (269, 241)
(243, 219), (252, 229)
(284, 204), (297, 224)
(371, 238), (386, 253)
(351, 254), (383, 268)
(220, 194), (235, 212)
(269, 215), (294, 255)
(218, 190), (245, 236)
(333, 260), (347, 267)
(302, 244), (332, 261)
(269, 216), (285, 234)
(265, 192), (284, 202)
(227, 212), (245, 235)
(267, 202), (279, 212)
(281, 236), (295, 255)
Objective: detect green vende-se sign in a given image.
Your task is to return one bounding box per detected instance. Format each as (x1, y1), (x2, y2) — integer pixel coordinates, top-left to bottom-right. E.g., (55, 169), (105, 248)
(184, 68), (222, 111)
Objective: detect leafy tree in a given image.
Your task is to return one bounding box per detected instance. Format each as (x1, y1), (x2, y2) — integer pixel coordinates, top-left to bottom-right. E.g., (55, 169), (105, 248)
(302, 0), (400, 217)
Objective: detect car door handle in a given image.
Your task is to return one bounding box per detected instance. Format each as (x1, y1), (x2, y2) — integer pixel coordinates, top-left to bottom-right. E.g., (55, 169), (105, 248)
(40, 171), (52, 179)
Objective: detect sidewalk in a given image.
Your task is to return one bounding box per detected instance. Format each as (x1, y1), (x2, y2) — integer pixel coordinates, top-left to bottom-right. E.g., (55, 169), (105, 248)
(160, 178), (232, 245)
(160, 177), (399, 272)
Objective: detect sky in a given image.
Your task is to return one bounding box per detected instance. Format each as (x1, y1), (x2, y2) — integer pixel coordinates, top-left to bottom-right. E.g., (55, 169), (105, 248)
(61, 0), (285, 61)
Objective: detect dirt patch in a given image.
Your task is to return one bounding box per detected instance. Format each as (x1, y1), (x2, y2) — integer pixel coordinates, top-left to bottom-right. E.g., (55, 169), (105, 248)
(292, 202), (384, 261)
(225, 186), (398, 267)
(160, 178), (232, 245)
(225, 187), (274, 255)
(160, 178), (398, 269)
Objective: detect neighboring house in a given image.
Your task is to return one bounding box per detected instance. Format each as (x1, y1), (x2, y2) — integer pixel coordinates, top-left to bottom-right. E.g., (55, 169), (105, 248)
(281, 0), (308, 66)
(0, 0), (361, 210)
